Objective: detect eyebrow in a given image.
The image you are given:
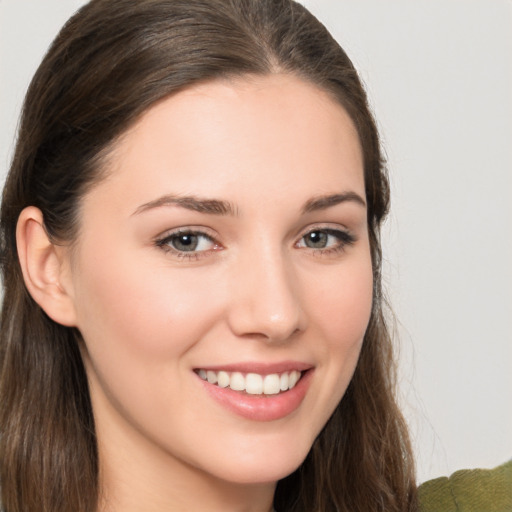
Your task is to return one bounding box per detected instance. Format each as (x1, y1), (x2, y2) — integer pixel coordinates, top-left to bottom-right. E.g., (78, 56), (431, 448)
(301, 192), (366, 214)
(133, 191), (366, 217)
(133, 195), (238, 216)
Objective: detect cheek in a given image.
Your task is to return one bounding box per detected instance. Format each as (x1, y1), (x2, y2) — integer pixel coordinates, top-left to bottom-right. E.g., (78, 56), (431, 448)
(305, 251), (373, 399)
(71, 248), (228, 443)
(310, 254), (374, 349)
(72, 245), (225, 364)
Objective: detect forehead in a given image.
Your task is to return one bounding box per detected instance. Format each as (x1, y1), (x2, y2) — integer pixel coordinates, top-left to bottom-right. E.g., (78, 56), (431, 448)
(88, 74), (365, 216)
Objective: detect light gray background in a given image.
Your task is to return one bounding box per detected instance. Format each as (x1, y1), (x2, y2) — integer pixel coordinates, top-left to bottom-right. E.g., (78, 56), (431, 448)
(1, 0), (511, 484)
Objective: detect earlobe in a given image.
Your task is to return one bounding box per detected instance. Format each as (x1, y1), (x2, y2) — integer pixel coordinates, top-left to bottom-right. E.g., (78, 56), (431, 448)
(16, 206), (78, 327)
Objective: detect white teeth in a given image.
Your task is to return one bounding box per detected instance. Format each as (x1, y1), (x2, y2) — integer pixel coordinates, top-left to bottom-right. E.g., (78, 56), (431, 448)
(246, 373), (263, 394)
(197, 369), (304, 395)
(279, 372), (289, 391)
(289, 370), (300, 389)
(217, 371), (230, 388)
(230, 372), (245, 391)
(263, 374), (281, 395)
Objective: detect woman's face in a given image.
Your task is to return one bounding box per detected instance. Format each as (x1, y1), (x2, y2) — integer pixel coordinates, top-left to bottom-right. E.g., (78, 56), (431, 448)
(66, 74), (373, 486)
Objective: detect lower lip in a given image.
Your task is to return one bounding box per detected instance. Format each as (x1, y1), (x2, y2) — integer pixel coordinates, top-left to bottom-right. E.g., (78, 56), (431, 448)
(198, 370), (313, 422)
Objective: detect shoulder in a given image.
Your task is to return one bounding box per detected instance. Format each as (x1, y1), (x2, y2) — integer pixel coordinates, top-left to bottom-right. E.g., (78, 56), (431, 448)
(418, 459), (512, 512)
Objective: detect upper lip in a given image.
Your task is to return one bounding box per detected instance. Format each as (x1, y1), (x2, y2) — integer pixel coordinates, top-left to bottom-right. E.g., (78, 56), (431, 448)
(194, 361), (313, 375)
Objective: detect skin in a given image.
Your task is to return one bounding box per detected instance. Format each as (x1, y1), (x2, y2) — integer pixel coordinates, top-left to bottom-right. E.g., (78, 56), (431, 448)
(19, 74), (373, 512)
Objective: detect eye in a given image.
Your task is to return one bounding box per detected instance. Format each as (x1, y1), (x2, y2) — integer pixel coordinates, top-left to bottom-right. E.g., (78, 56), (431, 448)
(156, 229), (219, 256)
(296, 228), (356, 253)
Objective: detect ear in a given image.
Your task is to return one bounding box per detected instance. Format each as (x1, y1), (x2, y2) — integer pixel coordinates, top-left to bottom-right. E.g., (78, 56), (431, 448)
(16, 206), (78, 327)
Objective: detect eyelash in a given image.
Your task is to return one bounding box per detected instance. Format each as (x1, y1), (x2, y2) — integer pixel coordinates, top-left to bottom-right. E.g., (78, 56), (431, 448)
(155, 229), (219, 261)
(155, 226), (357, 261)
(296, 227), (357, 256)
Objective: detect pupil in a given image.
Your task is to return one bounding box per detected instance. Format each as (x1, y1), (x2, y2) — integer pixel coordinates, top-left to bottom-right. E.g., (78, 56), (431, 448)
(307, 231), (327, 248)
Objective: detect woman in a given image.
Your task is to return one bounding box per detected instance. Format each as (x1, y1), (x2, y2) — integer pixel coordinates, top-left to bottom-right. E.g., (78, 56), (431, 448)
(0, 0), (416, 511)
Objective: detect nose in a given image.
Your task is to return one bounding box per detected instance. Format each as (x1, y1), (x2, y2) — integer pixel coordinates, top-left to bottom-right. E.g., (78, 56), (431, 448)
(226, 247), (306, 343)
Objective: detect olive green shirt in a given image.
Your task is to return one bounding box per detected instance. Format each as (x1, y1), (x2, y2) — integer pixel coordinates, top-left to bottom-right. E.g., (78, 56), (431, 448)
(419, 460), (512, 512)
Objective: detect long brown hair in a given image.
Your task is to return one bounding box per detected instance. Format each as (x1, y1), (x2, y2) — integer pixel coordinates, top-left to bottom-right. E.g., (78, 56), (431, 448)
(0, 1), (417, 511)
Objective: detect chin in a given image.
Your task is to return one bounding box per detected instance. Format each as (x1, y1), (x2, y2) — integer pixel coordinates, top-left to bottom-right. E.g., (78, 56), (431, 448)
(202, 439), (311, 486)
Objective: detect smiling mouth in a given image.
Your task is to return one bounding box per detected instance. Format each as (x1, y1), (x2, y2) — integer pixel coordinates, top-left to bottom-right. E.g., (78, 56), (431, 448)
(196, 369), (304, 395)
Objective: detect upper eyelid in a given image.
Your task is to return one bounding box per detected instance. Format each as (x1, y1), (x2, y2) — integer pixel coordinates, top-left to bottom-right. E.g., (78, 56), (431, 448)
(154, 226), (218, 242)
(296, 223), (353, 238)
